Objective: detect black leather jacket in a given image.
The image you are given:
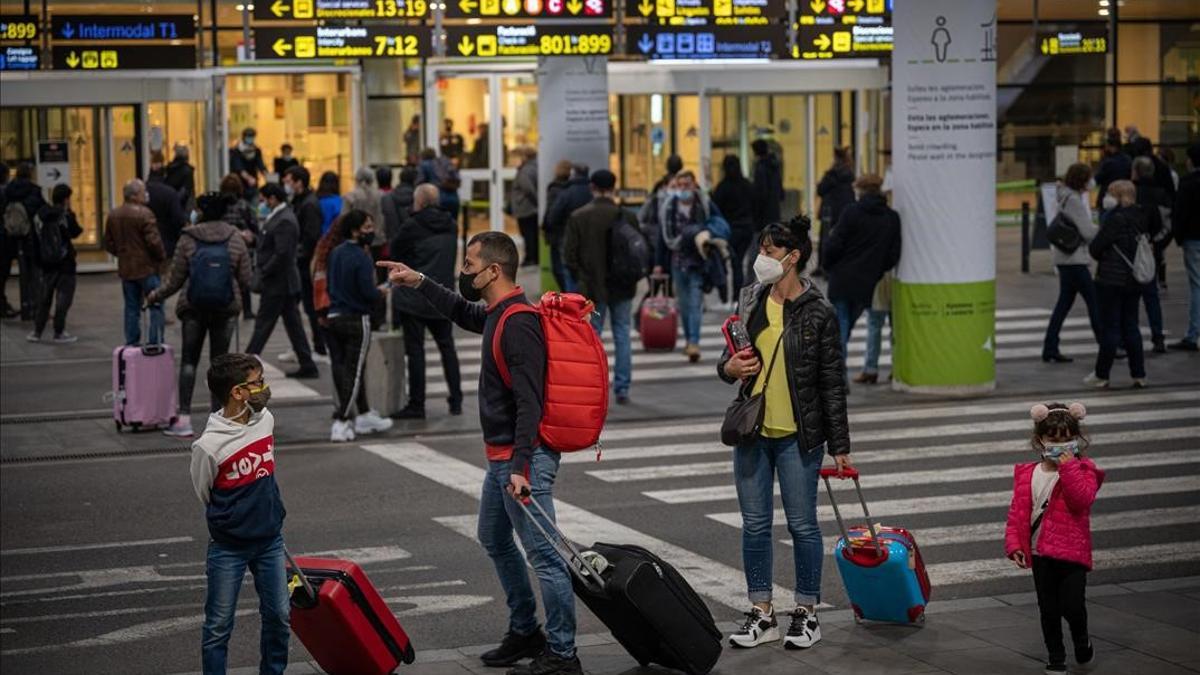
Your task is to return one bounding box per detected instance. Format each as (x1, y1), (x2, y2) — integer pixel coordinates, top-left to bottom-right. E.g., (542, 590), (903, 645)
(717, 281), (851, 456)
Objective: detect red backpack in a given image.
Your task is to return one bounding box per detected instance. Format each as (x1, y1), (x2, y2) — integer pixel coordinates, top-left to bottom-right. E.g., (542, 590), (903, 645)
(492, 292), (609, 454)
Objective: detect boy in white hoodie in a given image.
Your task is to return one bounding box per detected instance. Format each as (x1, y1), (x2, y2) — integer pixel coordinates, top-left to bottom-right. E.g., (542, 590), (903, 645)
(191, 353), (289, 675)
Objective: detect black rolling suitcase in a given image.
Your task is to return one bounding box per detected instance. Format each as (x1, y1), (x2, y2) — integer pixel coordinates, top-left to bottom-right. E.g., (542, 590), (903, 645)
(519, 498), (723, 675)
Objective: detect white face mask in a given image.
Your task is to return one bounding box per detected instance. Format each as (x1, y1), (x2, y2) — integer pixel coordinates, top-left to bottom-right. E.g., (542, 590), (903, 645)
(1085, 178), (1096, 191)
(753, 253), (787, 285)
(1102, 194), (1118, 210)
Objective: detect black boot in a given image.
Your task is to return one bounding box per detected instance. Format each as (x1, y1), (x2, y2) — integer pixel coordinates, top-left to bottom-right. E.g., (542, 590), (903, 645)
(506, 651), (582, 675)
(480, 629), (546, 667)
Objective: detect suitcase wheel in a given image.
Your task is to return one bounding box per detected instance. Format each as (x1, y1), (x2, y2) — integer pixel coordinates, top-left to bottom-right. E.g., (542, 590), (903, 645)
(130, 422), (142, 431)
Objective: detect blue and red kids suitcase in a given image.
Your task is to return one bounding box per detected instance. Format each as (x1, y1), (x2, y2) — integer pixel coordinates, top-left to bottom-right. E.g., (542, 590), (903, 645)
(822, 467), (932, 624)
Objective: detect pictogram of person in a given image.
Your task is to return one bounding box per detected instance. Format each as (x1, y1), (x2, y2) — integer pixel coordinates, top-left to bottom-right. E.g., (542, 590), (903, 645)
(931, 16), (951, 62)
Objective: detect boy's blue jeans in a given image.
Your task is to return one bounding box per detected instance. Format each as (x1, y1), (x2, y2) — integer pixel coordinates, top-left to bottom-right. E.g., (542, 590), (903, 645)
(477, 448), (576, 659)
(202, 534), (290, 675)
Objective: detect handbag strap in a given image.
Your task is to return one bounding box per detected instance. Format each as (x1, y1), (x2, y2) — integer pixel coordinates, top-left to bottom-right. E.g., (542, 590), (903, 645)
(756, 327), (787, 392)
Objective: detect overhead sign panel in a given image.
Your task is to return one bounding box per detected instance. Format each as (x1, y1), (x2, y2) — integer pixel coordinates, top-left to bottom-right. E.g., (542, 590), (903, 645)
(628, 0), (786, 26)
(794, 23), (891, 58)
(51, 45), (197, 70)
(0, 15), (39, 42)
(51, 15), (197, 41)
(446, 24), (613, 57)
(254, 0), (428, 20)
(626, 25), (784, 59)
(0, 46), (39, 71)
(253, 26), (431, 59)
(1039, 29), (1107, 55)
(798, 0), (890, 26)
(446, 0), (611, 20)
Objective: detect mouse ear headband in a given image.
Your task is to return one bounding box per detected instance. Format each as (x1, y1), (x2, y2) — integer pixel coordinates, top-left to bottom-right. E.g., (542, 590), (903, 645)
(1030, 402), (1087, 423)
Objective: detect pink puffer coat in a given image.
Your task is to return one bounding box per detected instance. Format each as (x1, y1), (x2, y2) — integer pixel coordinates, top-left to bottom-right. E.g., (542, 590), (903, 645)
(1005, 458), (1105, 570)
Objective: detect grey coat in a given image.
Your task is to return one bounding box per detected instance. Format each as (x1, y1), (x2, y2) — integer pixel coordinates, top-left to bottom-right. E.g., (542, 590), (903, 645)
(1051, 185), (1100, 266)
(257, 206), (302, 297)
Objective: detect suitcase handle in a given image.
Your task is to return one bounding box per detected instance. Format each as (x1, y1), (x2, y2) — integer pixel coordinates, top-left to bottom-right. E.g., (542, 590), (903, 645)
(820, 468), (883, 557)
(515, 490), (606, 595)
(283, 546), (318, 608)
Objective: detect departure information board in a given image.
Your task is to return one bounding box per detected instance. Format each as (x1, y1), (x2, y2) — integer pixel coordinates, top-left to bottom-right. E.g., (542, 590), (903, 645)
(0, 14), (39, 71)
(51, 45), (197, 70)
(628, 0), (785, 26)
(446, 0), (611, 19)
(446, 24), (613, 57)
(51, 15), (197, 41)
(0, 15), (38, 42)
(254, 0), (428, 20)
(254, 26), (431, 59)
(626, 25), (784, 59)
(1039, 29), (1107, 55)
(798, 0), (890, 24)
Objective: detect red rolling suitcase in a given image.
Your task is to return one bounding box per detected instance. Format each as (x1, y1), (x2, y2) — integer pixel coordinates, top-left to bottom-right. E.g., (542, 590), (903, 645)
(639, 274), (678, 352)
(286, 551), (416, 674)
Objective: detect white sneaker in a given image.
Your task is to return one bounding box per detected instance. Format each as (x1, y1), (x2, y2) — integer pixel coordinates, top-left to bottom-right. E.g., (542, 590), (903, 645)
(728, 606), (780, 648)
(355, 410), (394, 435)
(312, 352), (331, 364)
(277, 350), (297, 363)
(25, 332), (41, 343)
(783, 607), (821, 650)
(52, 332), (78, 344)
(1082, 372), (1109, 389)
(163, 418), (194, 439)
(330, 419), (356, 442)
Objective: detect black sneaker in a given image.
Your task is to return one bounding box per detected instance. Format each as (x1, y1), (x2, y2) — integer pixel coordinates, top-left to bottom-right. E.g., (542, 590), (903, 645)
(393, 405), (426, 420)
(1153, 338), (1167, 354)
(1044, 662), (1067, 674)
(1170, 339), (1199, 352)
(783, 607), (821, 650)
(1075, 641), (1094, 665)
(480, 629), (546, 667)
(448, 399), (463, 416)
(506, 652), (582, 675)
(728, 606), (779, 648)
(286, 366), (320, 379)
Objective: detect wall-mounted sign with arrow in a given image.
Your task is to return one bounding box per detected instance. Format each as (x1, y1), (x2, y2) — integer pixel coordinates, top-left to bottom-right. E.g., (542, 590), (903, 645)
(634, 0), (786, 26)
(793, 24), (890, 59)
(252, 26), (432, 60)
(797, 0), (889, 26)
(445, 0), (610, 19)
(445, 24), (613, 57)
(51, 45), (197, 70)
(626, 24), (784, 60)
(253, 0), (428, 20)
(52, 15), (197, 42)
(37, 141), (71, 190)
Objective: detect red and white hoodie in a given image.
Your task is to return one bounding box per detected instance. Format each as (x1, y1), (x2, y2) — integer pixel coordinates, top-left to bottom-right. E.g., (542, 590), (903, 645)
(190, 409), (286, 546)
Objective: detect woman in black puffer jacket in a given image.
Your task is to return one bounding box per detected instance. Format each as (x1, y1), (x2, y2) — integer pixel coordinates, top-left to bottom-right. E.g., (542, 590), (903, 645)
(716, 215), (851, 652)
(1087, 179), (1148, 389)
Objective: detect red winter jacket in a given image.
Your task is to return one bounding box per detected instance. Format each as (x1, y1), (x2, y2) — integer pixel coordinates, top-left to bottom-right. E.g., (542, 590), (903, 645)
(1005, 458), (1105, 570)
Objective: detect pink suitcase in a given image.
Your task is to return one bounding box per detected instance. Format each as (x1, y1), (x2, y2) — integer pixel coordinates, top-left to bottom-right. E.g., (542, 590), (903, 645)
(112, 343), (177, 431)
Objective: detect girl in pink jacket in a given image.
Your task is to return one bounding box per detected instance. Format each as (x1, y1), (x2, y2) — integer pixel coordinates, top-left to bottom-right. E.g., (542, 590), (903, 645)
(1005, 402), (1106, 675)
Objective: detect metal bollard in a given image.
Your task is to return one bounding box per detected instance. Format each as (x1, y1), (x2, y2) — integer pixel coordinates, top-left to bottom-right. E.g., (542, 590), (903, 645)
(1021, 201), (1031, 274)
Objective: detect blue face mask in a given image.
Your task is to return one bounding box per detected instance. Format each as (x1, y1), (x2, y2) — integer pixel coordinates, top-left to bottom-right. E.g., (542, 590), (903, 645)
(258, 201), (270, 218)
(189, 210), (199, 224)
(1042, 439), (1080, 461)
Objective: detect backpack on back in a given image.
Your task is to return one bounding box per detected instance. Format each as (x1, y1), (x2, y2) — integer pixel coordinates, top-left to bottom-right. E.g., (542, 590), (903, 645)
(433, 157), (462, 191)
(4, 201), (31, 238)
(492, 292), (609, 453)
(608, 212), (650, 290)
(33, 212), (67, 265)
(1116, 231), (1156, 285)
(187, 234), (236, 310)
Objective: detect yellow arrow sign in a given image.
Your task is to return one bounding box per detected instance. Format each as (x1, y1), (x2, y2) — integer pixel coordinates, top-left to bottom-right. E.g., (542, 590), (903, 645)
(459, 0), (478, 12)
(813, 33), (831, 50)
(457, 35), (475, 55)
(566, 0), (583, 14)
(810, 0), (825, 13)
(65, 50), (80, 68)
(272, 38), (293, 56)
(271, 0), (291, 17)
(848, 0), (864, 11)
(638, 0), (653, 16)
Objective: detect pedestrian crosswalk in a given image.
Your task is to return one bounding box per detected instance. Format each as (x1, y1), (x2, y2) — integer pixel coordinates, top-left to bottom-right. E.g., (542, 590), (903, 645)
(411, 306), (1133, 397)
(370, 385), (1199, 614)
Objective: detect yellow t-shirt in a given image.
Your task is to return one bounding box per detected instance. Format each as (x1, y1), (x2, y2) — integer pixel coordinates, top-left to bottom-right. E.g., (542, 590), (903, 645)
(751, 297), (796, 438)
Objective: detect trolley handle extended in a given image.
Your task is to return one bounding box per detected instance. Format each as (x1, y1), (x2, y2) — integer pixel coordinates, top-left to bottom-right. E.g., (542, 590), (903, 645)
(515, 488), (606, 595)
(819, 467), (884, 557)
(283, 546), (318, 607)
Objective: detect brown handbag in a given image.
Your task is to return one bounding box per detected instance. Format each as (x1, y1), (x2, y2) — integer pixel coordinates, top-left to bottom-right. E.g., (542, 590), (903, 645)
(720, 331), (786, 447)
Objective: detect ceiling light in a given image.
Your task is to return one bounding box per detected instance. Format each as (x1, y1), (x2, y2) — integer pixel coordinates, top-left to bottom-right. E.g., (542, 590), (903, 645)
(1098, 8), (1109, 15)
(1098, 0), (1109, 6)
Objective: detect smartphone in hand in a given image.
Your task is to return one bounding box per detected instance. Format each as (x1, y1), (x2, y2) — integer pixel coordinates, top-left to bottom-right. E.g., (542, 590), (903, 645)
(722, 315), (753, 354)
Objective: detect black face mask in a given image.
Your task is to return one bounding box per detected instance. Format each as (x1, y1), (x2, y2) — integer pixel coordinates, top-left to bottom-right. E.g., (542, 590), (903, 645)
(247, 386), (272, 412)
(357, 231), (375, 247)
(458, 267), (492, 302)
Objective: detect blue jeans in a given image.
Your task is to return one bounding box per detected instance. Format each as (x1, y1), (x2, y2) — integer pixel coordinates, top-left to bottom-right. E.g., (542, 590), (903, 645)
(478, 448), (576, 658)
(833, 299), (869, 360)
(1043, 264), (1101, 358)
(122, 275), (164, 346)
(863, 309), (890, 375)
(672, 266), (704, 346)
(733, 435), (825, 606)
(592, 298), (632, 396)
(201, 534), (290, 675)
(1184, 240), (1200, 342)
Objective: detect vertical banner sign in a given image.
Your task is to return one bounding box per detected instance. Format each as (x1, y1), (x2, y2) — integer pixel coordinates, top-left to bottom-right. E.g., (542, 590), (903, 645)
(536, 56), (610, 291)
(891, 0), (997, 393)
